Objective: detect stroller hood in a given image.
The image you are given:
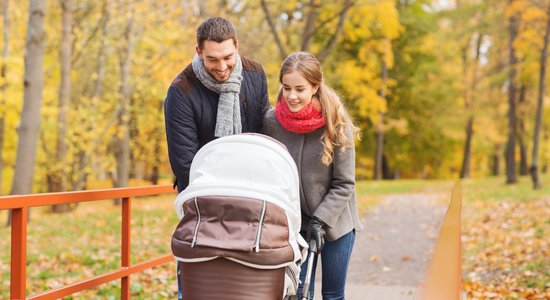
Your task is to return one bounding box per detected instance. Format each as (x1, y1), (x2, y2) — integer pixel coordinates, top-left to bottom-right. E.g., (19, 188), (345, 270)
(173, 133), (306, 267)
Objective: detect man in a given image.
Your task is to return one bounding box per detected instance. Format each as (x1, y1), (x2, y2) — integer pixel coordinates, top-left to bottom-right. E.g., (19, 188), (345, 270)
(164, 17), (269, 299)
(165, 17), (269, 193)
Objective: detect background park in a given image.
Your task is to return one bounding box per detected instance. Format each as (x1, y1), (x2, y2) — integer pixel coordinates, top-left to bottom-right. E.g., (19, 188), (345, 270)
(0, 0), (549, 299)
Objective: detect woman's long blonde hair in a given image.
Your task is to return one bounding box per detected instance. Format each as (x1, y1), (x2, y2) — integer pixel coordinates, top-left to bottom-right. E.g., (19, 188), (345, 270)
(277, 52), (360, 165)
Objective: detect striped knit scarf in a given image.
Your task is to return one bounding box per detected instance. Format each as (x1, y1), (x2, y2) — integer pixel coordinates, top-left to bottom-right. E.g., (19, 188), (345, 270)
(192, 53), (243, 137)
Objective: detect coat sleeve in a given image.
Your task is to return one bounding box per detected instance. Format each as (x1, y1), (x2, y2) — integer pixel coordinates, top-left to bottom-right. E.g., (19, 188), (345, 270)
(164, 86), (199, 190)
(257, 68), (270, 132)
(313, 127), (356, 228)
(262, 109), (275, 136)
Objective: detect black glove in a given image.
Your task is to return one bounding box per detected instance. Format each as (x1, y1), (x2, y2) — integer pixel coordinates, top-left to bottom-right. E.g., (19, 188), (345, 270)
(306, 217), (326, 254)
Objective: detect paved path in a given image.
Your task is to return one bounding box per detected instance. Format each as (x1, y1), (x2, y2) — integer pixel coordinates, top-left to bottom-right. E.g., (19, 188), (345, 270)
(311, 193), (447, 299)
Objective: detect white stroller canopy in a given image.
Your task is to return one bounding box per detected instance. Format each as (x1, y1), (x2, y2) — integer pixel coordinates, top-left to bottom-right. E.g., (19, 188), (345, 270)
(174, 133), (301, 241)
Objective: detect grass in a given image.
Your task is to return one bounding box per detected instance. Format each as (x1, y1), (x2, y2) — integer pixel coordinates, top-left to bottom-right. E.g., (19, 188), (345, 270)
(460, 174), (550, 202)
(356, 178), (454, 196)
(355, 173), (550, 203)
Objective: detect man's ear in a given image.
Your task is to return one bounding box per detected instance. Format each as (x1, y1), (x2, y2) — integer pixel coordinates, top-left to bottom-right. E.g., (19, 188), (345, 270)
(235, 40), (239, 53)
(196, 46), (202, 59)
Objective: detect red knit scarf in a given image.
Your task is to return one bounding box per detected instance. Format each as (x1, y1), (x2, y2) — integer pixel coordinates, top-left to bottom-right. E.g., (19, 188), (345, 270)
(275, 97), (326, 134)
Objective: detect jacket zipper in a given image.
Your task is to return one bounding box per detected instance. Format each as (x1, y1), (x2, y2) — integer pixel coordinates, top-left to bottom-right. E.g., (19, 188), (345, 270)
(191, 197), (201, 247)
(253, 200), (267, 252)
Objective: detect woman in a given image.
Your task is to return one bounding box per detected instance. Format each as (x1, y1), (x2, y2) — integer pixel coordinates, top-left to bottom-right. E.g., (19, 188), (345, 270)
(263, 51), (363, 300)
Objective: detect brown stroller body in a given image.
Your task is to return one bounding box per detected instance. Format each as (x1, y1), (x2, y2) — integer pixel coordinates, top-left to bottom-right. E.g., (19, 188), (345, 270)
(172, 134), (307, 299)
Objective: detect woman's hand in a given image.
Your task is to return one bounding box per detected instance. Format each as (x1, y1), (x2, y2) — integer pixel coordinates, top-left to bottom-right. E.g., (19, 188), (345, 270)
(306, 217), (326, 253)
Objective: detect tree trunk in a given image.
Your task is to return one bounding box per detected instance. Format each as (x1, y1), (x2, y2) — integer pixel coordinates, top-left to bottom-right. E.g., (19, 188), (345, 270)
(8, 0), (46, 226)
(73, 0), (109, 190)
(459, 32), (482, 179)
(381, 154), (393, 179)
(373, 56), (388, 180)
(0, 0), (10, 198)
(491, 143), (502, 176)
(530, 2), (550, 189)
(73, 0), (110, 190)
(543, 125), (549, 174)
(52, 0), (74, 213)
(460, 116), (474, 178)
(150, 99), (164, 185)
(517, 86), (528, 176)
(505, 4), (519, 184)
(113, 7), (135, 205)
(519, 137), (528, 175)
(373, 115), (384, 180)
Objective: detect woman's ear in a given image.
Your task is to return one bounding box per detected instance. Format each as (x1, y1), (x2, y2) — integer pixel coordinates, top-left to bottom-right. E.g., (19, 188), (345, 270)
(313, 85), (319, 95)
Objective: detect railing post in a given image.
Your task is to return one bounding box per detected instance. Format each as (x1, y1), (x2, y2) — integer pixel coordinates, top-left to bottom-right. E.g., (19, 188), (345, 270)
(11, 207), (28, 300)
(121, 197), (131, 300)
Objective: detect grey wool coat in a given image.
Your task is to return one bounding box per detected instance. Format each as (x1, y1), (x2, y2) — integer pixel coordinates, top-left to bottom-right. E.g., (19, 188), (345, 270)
(263, 109), (363, 241)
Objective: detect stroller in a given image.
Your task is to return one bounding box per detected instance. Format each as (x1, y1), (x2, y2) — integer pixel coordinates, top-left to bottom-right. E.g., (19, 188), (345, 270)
(171, 133), (309, 299)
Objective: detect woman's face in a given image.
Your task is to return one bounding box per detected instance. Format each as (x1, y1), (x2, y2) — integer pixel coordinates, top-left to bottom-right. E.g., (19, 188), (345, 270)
(281, 71), (319, 112)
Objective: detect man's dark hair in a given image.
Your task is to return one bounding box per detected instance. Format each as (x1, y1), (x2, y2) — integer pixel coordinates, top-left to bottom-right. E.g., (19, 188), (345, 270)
(196, 17), (237, 49)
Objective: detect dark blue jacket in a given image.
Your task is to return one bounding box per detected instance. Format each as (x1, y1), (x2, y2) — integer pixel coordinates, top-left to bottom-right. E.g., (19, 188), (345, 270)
(164, 56), (269, 192)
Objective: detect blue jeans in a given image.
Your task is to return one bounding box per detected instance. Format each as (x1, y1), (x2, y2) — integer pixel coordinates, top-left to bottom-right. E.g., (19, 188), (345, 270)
(297, 230), (355, 300)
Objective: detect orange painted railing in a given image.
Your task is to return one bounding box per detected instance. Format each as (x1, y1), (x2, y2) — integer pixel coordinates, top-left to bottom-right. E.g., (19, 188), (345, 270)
(420, 181), (462, 300)
(0, 185), (175, 300)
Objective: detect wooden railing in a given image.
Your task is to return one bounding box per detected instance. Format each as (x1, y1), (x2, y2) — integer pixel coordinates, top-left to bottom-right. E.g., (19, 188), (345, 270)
(0, 185), (176, 300)
(420, 181), (462, 300)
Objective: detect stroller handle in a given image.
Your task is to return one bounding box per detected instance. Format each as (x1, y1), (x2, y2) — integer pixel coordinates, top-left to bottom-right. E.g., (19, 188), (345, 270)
(301, 239), (318, 300)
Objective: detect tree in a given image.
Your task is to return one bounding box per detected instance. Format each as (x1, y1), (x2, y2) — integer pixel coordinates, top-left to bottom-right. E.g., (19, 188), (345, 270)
(7, 0), (46, 224)
(51, 0), (75, 213)
(113, 2), (135, 204)
(0, 0), (10, 196)
(460, 32), (484, 179)
(530, 1), (550, 189)
(373, 45), (388, 180)
(505, 0), (519, 184)
(71, 0), (109, 191)
(517, 85), (528, 176)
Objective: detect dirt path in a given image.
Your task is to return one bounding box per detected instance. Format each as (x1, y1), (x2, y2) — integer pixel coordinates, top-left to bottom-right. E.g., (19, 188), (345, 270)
(347, 193), (447, 286)
(312, 193), (448, 299)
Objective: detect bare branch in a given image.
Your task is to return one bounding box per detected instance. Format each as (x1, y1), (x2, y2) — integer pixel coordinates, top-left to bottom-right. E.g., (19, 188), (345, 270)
(260, 0), (287, 60)
(317, 0), (354, 62)
(72, 10), (108, 67)
(301, 0), (320, 51)
(303, 0), (355, 44)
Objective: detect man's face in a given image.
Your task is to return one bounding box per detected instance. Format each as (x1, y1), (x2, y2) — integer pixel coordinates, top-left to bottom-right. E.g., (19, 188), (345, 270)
(197, 39), (238, 82)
